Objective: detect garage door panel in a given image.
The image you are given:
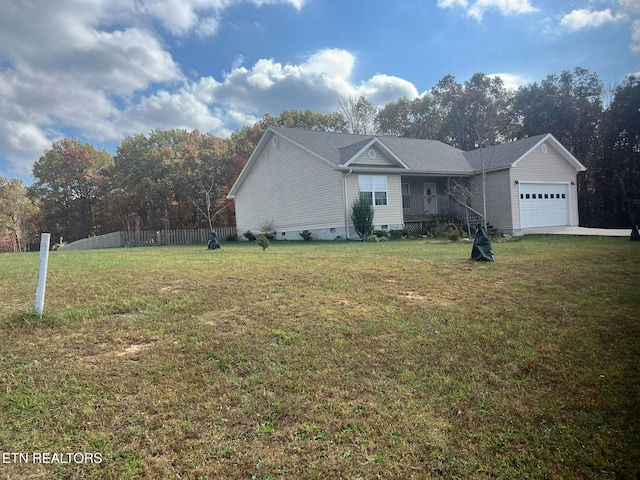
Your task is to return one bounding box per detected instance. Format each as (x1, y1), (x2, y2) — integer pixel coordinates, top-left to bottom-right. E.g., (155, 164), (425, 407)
(520, 183), (570, 228)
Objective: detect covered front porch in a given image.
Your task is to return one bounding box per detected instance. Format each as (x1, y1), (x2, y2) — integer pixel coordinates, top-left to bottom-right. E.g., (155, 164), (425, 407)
(401, 176), (483, 233)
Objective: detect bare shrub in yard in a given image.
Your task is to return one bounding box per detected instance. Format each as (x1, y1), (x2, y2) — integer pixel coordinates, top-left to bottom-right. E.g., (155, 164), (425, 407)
(258, 218), (276, 240)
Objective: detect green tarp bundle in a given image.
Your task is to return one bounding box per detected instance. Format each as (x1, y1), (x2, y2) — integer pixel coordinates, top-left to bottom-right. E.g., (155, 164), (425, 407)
(207, 231), (221, 250)
(471, 226), (494, 262)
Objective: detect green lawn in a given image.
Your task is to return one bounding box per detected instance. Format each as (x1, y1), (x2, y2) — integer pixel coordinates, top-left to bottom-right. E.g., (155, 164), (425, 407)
(1, 236), (639, 479)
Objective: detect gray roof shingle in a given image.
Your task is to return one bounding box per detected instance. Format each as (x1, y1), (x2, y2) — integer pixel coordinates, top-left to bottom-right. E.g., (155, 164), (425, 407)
(463, 134), (549, 172)
(378, 136), (473, 174)
(270, 127), (552, 175)
(269, 127), (370, 165)
(270, 126), (474, 174)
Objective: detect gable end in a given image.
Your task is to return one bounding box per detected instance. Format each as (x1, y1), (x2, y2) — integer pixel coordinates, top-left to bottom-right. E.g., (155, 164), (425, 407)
(344, 138), (409, 169)
(512, 134), (587, 172)
(228, 127), (337, 198)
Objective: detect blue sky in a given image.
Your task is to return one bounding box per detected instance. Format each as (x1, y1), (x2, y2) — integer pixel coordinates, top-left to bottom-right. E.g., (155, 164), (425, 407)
(0, 0), (638, 183)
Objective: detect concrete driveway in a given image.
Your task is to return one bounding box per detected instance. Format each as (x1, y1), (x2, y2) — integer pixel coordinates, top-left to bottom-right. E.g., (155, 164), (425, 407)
(513, 226), (632, 237)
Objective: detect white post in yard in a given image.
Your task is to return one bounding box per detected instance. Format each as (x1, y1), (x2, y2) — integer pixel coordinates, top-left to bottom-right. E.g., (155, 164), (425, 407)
(34, 233), (51, 317)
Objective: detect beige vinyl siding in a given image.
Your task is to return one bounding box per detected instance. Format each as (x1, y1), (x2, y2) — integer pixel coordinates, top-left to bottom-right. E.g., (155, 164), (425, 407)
(346, 173), (404, 227)
(511, 144), (580, 229)
(401, 177), (447, 198)
(234, 135), (345, 234)
(351, 146), (397, 166)
(469, 169), (513, 232)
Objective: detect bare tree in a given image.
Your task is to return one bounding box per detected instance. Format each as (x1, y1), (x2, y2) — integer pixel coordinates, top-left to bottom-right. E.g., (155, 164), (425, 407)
(338, 95), (377, 134)
(451, 179), (474, 238)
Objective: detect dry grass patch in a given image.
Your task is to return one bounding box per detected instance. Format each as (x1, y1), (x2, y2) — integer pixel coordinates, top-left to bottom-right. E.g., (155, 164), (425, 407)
(0, 237), (638, 479)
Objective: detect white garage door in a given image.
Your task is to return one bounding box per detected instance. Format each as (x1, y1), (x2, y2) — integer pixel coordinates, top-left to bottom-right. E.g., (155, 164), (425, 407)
(519, 183), (570, 228)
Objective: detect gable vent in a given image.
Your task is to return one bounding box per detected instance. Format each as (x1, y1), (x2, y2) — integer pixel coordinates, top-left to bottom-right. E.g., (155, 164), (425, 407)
(368, 149), (376, 159)
(540, 143), (547, 154)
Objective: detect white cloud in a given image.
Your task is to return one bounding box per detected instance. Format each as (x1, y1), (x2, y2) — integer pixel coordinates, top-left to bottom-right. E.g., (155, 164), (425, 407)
(117, 89), (227, 135)
(136, 0), (306, 37)
(437, 0), (468, 8)
(632, 19), (640, 51)
(469, 0), (536, 20)
(82, 29), (183, 94)
(136, 0), (224, 37)
(0, 0), (310, 179)
(487, 73), (530, 91)
(559, 3), (640, 51)
(619, 0), (640, 51)
(192, 49), (417, 115)
(0, 120), (54, 178)
(0, 0), (419, 181)
(253, 0), (307, 10)
(226, 109), (260, 128)
(560, 8), (626, 32)
(246, 59), (288, 89)
(0, 2), (419, 178)
(437, 0), (536, 20)
(356, 75), (420, 106)
(619, 0), (640, 15)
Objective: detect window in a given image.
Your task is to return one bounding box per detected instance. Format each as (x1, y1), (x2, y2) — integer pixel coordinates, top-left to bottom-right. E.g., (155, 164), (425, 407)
(359, 175), (387, 206)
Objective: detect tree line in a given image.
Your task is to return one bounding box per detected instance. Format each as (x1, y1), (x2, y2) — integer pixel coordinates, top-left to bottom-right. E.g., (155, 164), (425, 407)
(1, 67), (638, 252)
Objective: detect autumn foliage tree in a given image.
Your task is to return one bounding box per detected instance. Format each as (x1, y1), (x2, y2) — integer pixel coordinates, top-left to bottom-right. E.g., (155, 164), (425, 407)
(28, 138), (113, 242)
(431, 73), (515, 149)
(111, 129), (193, 231)
(377, 95), (441, 139)
(0, 177), (39, 252)
(513, 67), (603, 158)
(176, 132), (236, 231)
(258, 109), (347, 133)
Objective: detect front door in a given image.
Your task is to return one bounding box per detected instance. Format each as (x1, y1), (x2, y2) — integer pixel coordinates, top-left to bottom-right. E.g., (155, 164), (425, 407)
(423, 182), (437, 214)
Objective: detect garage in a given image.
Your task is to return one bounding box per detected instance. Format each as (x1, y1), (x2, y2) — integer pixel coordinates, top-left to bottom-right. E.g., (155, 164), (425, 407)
(519, 183), (570, 228)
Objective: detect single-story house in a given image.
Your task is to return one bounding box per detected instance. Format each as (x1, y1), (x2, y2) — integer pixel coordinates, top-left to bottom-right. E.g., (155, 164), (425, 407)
(227, 126), (586, 239)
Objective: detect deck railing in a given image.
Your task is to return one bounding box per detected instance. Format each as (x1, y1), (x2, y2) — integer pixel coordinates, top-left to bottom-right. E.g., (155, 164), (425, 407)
(403, 194), (445, 217)
(403, 194), (483, 228)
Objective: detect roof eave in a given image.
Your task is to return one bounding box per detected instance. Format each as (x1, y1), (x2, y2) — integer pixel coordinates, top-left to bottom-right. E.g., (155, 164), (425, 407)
(336, 166), (473, 176)
(227, 127), (275, 198)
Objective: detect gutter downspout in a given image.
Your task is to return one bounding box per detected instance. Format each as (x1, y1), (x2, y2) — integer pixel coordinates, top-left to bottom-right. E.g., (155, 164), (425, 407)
(343, 169), (353, 240)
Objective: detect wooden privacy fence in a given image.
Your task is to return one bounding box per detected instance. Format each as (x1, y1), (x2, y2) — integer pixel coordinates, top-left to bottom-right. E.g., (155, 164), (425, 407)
(121, 227), (236, 247)
(60, 227), (236, 251)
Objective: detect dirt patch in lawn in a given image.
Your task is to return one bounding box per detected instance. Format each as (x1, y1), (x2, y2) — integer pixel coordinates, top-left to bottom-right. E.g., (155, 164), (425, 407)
(198, 310), (248, 334)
